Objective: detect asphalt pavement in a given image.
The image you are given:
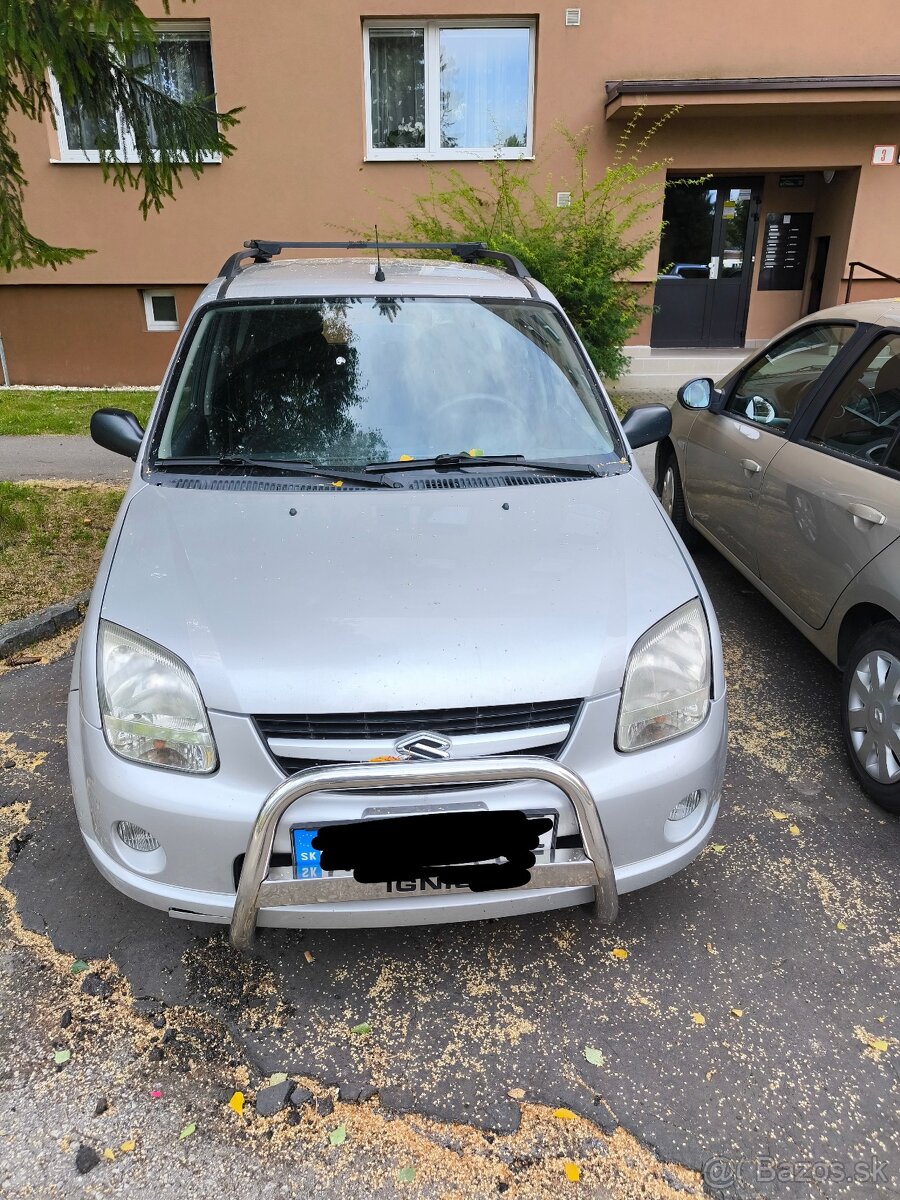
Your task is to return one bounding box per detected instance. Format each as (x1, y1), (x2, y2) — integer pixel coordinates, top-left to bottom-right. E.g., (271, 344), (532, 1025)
(0, 435), (132, 483)
(1, 540), (897, 1198)
(0, 409), (896, 1196)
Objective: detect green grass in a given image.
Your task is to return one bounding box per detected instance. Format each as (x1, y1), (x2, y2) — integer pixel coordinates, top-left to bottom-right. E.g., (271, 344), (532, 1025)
(0, 388), (156, 436)
(0, 481), (125, 623)
(0, 483), (36, 549)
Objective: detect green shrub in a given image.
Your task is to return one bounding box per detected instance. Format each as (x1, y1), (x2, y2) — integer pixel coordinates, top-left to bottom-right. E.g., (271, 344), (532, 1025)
(386, 111), (682, 380)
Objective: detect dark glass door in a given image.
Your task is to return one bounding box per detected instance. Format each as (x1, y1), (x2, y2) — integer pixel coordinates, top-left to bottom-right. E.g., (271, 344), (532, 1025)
(651, 178), (762, 348)
(806, 235), (830, 315)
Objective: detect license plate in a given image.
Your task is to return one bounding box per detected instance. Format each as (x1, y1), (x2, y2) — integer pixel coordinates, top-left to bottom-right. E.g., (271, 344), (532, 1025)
(290, 811), (558, 883)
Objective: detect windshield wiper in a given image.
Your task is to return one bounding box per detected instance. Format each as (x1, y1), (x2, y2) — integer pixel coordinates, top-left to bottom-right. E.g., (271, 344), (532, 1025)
(153, 456), (398, 489)
(366, 453), (600, 479)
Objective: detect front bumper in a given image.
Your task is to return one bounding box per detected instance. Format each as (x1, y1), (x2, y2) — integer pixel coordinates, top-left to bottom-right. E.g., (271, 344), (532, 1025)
(67, 690), (727, 936)
(230, 755), (618, 951)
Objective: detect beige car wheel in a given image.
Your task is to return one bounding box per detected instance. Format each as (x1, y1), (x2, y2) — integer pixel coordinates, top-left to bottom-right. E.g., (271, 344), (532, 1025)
(842, 621), (900, 813)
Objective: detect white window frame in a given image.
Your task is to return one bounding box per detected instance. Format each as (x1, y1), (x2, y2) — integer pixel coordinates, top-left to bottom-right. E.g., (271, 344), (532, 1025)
(49, 21), (219, 165)
(142, 290), (180, 332)
(363, 18), (536, 162)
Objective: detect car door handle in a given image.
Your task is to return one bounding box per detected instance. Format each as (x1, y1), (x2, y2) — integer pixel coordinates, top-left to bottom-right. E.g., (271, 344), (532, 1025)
(847, 502), (886, 527)
(740, 458), (762, 474)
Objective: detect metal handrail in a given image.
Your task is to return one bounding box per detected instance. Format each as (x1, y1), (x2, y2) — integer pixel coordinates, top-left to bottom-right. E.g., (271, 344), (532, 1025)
(229, 755), (618, 952)
(845, 261), (900, 303)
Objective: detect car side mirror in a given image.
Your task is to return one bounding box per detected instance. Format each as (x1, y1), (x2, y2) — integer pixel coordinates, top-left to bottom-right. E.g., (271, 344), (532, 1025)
(90, 408), (145, 460)
(620, 403), (672, 449)
(677, 378), (713, 410)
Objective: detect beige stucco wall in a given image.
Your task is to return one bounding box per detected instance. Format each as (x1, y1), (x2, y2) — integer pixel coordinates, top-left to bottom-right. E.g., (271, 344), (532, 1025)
(0, 286), (201, 385)
(745, 173), (823, 341)
(3, 0), (900, 380)
(739, 170), (858, 341)
(807, 169), (861, 309)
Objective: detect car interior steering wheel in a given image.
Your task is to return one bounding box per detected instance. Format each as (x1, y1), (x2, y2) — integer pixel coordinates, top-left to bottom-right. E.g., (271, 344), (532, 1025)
(844, 383), (881, 425)
(430, 392), (533, 438)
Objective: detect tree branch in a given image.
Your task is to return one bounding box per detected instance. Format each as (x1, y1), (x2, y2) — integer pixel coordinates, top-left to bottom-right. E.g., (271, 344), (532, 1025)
(0, 0), (241, 270)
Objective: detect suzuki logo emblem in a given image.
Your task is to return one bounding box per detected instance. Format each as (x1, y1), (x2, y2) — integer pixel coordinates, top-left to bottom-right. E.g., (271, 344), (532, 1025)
(394, 730), (452, 761)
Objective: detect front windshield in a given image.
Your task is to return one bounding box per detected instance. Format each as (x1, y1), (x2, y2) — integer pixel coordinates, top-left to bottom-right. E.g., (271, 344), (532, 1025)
(155, 297), (620, 467)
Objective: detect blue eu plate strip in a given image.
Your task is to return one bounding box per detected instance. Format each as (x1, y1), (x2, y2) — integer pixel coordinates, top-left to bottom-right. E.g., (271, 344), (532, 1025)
(291, 828), (322, 879)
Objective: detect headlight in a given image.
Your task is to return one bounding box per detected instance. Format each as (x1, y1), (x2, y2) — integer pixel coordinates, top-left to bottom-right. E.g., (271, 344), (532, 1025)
(97, 620), (218, 773)
(617, 599), (711, 752)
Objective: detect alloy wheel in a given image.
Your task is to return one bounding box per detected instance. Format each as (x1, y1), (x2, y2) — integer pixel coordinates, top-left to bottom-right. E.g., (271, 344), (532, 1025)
(661, 465), (676, 518)
(846, 649), (900, 784)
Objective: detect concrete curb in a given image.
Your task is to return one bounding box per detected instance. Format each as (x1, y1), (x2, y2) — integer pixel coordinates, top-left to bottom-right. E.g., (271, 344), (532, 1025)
(0, 590), (90, 658)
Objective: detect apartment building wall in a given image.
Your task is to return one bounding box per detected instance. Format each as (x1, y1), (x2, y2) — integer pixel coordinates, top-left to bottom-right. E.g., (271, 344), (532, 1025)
(3, 0), (900, 382)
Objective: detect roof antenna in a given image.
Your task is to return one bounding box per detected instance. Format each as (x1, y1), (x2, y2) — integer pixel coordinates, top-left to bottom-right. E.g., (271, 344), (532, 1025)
(373, 225), (386, 282)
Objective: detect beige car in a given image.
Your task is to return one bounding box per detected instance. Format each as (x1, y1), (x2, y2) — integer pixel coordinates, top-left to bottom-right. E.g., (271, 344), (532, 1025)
(657, 299), (900, 813)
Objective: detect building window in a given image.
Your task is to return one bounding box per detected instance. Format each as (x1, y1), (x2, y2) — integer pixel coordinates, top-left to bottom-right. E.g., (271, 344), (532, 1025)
(50, 23), (217, 163)
(143, 291), (179, 332)
(363, 19), (535, 161)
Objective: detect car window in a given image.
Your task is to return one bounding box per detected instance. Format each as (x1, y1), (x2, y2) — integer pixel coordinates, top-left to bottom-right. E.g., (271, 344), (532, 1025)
(660, 264), (709, 280)
(154, 297), (621, 467)
(725, 323), (855, 433)
(808, 332), (900, 470)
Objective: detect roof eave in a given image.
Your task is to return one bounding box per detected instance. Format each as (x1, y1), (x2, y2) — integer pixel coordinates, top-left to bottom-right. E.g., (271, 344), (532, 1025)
(605, 75), (900, 119)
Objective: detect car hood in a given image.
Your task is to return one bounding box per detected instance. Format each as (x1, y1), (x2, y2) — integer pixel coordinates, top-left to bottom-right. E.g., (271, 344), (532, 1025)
(100, 473), (698, 714)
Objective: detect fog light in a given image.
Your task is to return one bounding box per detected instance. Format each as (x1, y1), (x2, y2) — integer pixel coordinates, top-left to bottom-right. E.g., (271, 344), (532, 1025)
(668, 790), (705, 822)
(115, 821), (160, 852)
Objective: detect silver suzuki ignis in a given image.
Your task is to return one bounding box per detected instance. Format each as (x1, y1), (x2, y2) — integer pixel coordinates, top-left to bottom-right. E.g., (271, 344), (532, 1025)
(69, 240), (727, 950)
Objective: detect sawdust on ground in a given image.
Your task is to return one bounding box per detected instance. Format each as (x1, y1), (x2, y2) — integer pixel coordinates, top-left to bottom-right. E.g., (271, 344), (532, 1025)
(1, 624), (82, 677)
(0, 708), (704, 1199)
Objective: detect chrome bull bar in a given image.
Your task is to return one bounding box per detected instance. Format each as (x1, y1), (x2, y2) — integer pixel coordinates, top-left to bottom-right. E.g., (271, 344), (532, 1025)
(229, 755), (618, 952)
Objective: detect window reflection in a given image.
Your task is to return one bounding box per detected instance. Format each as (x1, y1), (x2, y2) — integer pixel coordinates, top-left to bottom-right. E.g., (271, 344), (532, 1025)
(157, 297), (617, 466)
(657, 185), (717, 277)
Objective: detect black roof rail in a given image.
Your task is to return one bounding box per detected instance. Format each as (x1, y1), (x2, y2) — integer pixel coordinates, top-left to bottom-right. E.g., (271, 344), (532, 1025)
(216, 239), (530, 298)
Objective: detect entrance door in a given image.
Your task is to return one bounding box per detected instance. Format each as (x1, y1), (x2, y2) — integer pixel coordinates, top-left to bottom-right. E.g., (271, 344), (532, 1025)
(651, 178), (761, 348)
(806, 236), (830, 315)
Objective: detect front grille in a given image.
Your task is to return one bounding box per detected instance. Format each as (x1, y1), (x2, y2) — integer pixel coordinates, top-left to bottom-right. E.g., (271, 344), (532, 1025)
(255, 699), (581, 741)
(254, 699), (582, 778)
(272, 741), (569, 777)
